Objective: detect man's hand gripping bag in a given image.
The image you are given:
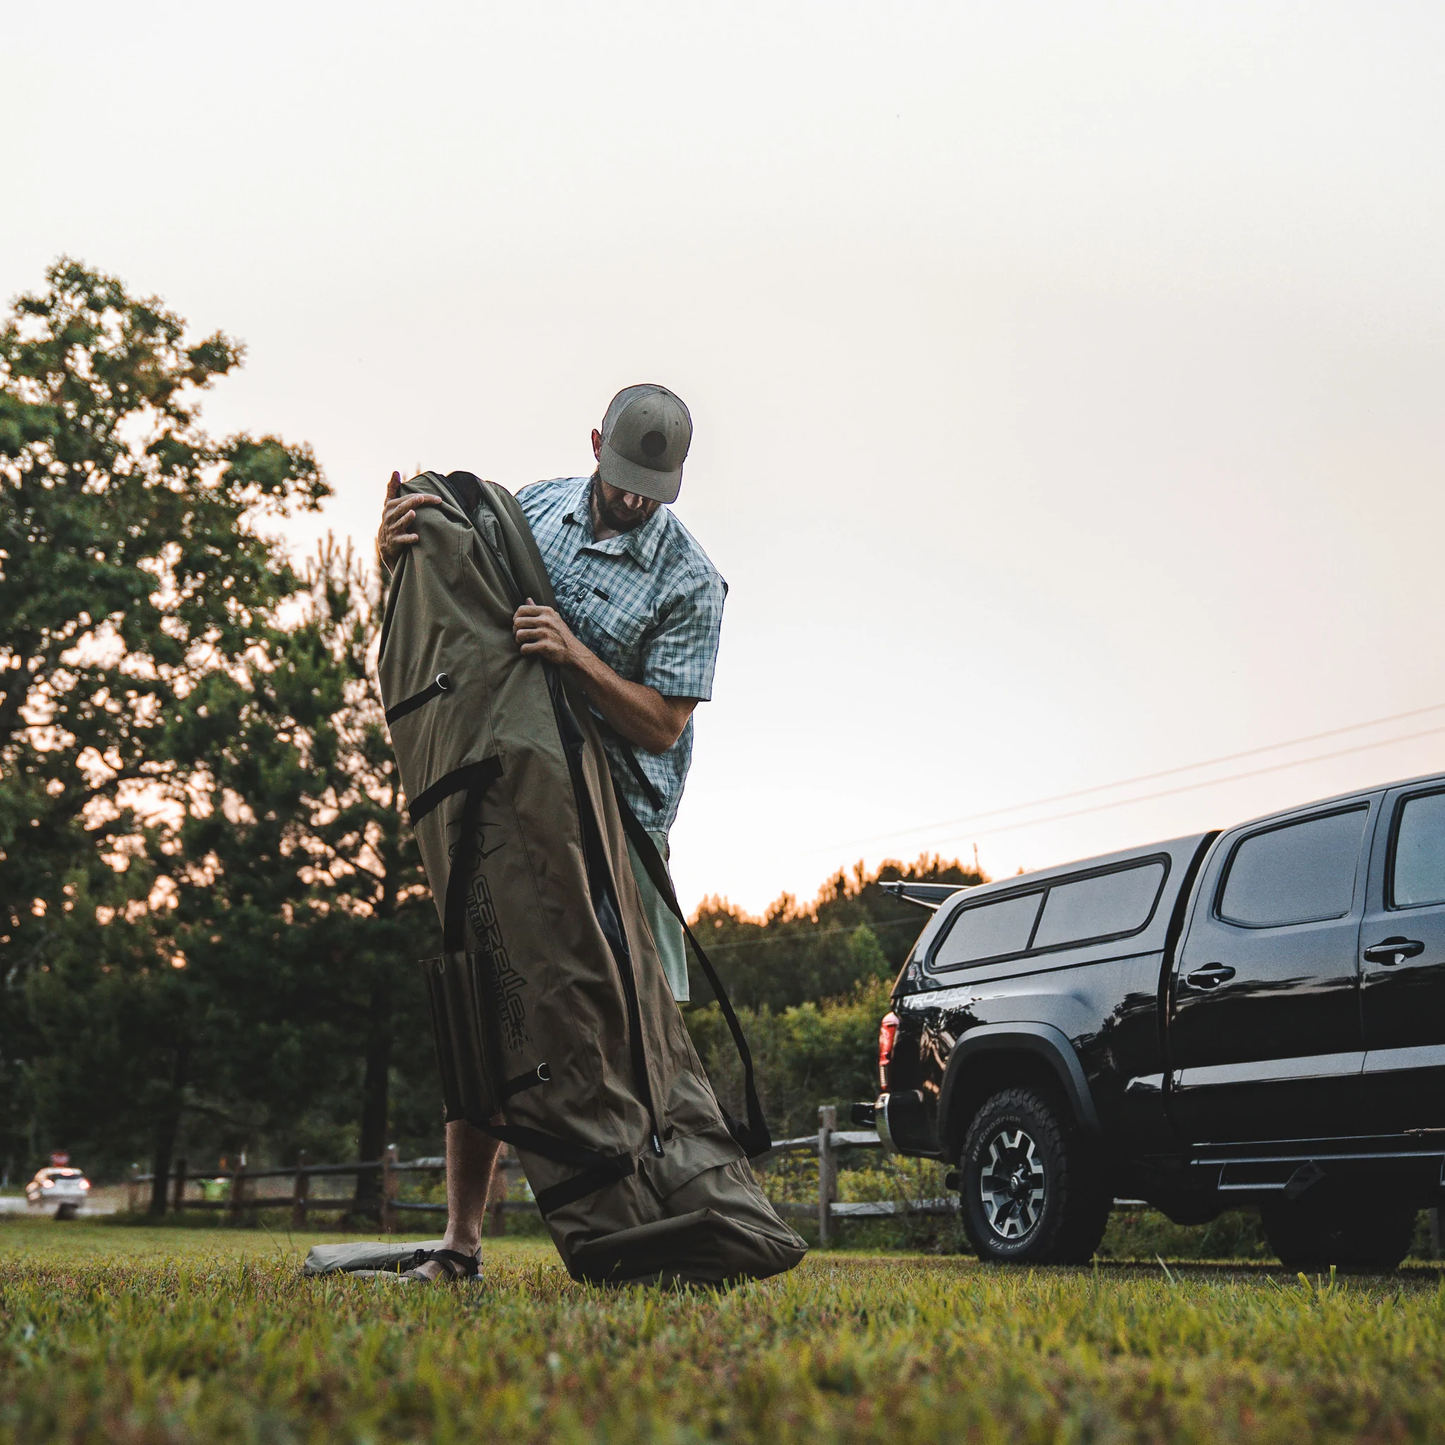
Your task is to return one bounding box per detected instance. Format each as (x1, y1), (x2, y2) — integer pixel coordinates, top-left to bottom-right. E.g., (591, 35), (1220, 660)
(376, 472), (806, 1286)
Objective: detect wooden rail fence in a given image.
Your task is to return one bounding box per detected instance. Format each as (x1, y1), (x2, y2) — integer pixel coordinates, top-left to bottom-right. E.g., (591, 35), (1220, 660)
(129, 1107), (1445, 1253)
(130, 1108), (954, 1241)
(761, 1105), (960, 1246)
(130, 1146), (533, 1236)
(130, 1103), (1086, 1242)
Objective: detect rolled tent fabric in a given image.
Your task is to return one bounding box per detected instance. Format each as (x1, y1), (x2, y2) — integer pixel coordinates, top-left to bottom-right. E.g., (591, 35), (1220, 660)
(303, 1240), (445, 1276)
(375, 471), (805, 1286)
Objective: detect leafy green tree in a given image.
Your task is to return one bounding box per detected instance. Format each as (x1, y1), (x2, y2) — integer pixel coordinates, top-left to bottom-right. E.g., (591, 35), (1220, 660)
(268, 539), (439, 1212)
(0, 259), (326, 1185)
(688, 854), (983, 1013)
(22, 537), (443, 1209)
(685, 855), (982, 1137)
(687, 975), (895, 1141)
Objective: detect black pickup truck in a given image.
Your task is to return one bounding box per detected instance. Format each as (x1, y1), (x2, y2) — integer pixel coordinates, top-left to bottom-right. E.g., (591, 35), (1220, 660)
(862, 771), (1445, 1269)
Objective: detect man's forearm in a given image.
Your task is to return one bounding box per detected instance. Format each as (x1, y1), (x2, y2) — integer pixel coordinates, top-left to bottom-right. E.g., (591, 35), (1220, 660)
(512, 601), (697, 753)
(567, 643), (695, 754)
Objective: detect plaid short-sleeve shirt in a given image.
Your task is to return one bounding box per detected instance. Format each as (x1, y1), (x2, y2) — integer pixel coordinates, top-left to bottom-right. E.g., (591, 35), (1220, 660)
(517, 476), (727, 833)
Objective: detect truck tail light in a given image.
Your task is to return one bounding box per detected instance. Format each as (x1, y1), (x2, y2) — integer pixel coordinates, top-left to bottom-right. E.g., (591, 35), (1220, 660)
(878, 1011), (900, 1089)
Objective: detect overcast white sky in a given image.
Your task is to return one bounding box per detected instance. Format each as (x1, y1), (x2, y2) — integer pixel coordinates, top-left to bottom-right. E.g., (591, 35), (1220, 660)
(7, 1), (1445, 914)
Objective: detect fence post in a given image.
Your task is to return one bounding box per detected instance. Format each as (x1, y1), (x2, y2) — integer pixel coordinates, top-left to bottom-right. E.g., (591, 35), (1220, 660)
(127, 1165), (139, 1214)
(291, 1150), (311, 1231)
(1431, 1207), (1442, 1260)
(488, 1147), (508, 1238)
(171, 1156), (187, 1215)
(817, 1105), (837, 1247)
(229, 1156), (247, 1224)
(381, 1144), (398, 1234)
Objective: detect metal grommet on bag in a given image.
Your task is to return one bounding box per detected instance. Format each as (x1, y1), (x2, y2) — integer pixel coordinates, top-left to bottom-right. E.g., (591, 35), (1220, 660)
(385, 672), (454, 727)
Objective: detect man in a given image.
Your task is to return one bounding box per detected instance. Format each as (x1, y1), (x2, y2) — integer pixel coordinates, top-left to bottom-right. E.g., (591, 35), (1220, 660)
(376, 383), (726, 1280)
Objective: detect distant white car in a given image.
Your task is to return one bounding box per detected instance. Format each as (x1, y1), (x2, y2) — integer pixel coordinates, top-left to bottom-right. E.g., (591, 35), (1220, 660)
(26, 1167), (91, 1219)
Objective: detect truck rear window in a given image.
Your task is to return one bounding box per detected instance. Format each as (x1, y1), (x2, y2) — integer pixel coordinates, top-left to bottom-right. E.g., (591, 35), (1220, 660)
(932, 892), (1041, 968)
(1032, 861), (1166, 949)
(929, 856), (1169, 971)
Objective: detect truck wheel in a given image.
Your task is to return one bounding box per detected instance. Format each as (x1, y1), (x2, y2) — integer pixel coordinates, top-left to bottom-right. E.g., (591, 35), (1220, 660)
(959, 1086), (1110, 1264)
(1259, 1195), (1416, 1272)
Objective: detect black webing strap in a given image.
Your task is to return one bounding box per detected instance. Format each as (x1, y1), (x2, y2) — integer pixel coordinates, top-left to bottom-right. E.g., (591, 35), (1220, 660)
(594, 716), (664, 811)
(612, 790), (772, 1158)
(385, 672), (450, 727)
(410, 758), (503, 828)
(438, 761), (635, 1211)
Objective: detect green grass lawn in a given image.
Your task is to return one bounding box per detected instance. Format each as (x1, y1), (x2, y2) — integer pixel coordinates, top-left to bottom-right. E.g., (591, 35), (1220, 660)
(4, 1215), (1445, 1443)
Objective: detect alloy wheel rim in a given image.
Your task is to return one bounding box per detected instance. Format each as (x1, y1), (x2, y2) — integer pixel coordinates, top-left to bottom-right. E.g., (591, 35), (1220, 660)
(979, 1127), (1046, 1239)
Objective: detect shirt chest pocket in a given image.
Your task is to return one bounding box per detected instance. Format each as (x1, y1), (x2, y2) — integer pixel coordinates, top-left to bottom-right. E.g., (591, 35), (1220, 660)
(571, 585), (651, 678)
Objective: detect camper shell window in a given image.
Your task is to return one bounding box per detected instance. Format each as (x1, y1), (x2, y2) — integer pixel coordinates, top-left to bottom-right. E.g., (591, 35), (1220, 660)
(928, 856), (1169, 974)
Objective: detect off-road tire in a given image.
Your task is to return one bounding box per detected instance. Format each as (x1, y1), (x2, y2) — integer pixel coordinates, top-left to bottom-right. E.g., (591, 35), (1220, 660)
(959, 1086), (1110, 1264)
(1259, 1194), (1416, 1272)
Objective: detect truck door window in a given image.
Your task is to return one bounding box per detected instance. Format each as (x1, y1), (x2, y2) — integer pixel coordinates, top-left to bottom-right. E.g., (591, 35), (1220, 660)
(1218, 806), (1368, 928)
(1390, 791), (1445, 908)
(932, 892), (1041, 969)
(1032, 860), (1166, 949)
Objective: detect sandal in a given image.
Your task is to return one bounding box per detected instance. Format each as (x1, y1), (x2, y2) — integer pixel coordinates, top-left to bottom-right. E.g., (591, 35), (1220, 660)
(396, 1247), (481, 1282)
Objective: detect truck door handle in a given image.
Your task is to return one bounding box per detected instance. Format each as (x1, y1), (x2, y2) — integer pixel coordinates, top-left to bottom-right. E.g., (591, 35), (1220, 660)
(1363, 937), (1425, 966)
(1185, 963), (1236, 989)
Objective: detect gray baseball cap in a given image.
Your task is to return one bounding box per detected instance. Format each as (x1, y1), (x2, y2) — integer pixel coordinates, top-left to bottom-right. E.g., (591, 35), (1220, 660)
(598, 384), (693, 504)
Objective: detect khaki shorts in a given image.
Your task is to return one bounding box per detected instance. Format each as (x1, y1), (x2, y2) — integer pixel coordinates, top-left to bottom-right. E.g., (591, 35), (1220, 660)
(625, 829), (689, 1003)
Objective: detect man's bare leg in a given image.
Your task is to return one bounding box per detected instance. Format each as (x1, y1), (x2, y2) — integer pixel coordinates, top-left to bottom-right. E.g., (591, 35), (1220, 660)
(411, 1119), (500, 1280)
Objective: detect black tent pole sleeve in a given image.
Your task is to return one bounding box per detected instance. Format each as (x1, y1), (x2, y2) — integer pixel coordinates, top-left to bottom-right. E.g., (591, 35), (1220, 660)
(612, 790), (772, 1157)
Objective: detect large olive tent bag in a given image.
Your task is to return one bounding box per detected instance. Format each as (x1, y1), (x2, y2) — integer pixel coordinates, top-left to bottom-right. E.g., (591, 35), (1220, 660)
(375, 471), (805, 1286)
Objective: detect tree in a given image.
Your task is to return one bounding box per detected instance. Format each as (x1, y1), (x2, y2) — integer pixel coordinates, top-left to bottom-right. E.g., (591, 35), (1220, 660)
(133, 538), (438, 1209)
(0, 259), (327, 1183)
(686, 976), (894, 1141)
(688, 854), (984, 1013)
(270, 539), (438, 1212)
(684, 855), (985, 1137)
(23, 540), (441, 1209)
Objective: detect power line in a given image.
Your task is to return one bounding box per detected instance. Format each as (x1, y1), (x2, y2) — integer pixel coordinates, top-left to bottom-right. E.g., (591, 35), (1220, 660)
(697, 915), (925, 952)
(702, 720), (1445, 947)
(927, 722), (1445, 847)
(808, 700), (1445, 858)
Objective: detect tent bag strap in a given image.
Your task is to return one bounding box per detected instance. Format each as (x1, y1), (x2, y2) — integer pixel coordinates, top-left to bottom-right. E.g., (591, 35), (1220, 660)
(422, 754), (637, 1213)
(612, 790), (773, 1158)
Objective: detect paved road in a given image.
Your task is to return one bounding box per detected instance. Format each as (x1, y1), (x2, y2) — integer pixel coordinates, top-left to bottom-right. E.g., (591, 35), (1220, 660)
(0, 1196), (117, 1216)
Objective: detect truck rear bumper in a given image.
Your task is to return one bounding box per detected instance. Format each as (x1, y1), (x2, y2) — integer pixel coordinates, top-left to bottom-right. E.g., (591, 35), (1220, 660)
(865, 1091), (942, 1158)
